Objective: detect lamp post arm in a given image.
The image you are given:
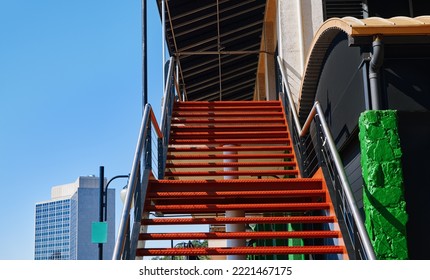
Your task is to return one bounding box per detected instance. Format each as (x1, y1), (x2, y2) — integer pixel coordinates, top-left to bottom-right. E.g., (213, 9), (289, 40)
(105, 175), (130, 191)
(103, 174), (130, 223)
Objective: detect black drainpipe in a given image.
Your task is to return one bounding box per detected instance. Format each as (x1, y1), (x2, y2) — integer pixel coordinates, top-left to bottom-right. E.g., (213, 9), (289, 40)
(369, 35), (384, 110)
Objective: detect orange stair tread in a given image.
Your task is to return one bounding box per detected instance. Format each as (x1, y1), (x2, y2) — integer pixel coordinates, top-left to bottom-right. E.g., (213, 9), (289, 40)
(171, 118), (285, 123)
(136, 246), (346, 256)
(172, 106), (282, 111)
(165, 169), (298, 175)
(147, 189), (325, 199)
(139, 230), (341, 240)
(146, 202), (331, 213)
(152, 178), (321, 183)
(171, 131), (288, 137)
(165, 161), (297, 168)
(170, 139), (290, 144)
(172, 112), (284, 117)
(168, 145), (292, 152)
(167, 153), (293, 159)
(175, 101), (281, 106)
(149, 178), (323, 192)
(141, 216), (336, 225)
(171, 126), (287, 132)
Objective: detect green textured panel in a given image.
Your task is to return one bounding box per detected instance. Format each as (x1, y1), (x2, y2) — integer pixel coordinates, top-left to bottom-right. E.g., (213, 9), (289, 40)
(359, 110), (408, 260)
(288, 222), (305, 260)
(92, 222), (108, 244)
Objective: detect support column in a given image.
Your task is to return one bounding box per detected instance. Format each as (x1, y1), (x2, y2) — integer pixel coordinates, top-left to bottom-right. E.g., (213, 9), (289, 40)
(359, 110), (408, 259)
(224, 145), (246, 260)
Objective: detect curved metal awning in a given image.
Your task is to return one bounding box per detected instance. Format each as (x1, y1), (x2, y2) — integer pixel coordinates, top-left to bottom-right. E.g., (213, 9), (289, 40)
(298, 16), (430, 122)
(157, 0), (267, 101)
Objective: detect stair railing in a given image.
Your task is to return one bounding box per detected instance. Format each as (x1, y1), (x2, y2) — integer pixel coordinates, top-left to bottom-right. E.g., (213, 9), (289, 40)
(277, 56), (376, 260)
(159, 56), (176, 179)
(112, 57), (177, 260)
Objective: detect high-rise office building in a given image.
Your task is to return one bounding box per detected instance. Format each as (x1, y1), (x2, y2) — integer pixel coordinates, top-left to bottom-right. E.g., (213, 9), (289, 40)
(34, 176), (115, 260)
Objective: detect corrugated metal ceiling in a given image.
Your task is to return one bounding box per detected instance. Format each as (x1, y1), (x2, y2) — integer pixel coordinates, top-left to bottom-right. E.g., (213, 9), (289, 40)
(157, 0), (267, 101)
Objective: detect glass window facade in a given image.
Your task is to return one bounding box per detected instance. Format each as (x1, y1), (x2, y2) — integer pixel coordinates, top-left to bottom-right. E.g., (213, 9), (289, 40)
(34, 200), (71, 260)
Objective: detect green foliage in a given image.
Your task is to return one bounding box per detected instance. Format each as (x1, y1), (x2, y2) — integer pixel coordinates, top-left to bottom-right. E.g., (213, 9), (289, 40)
(151, 240), (209, 260)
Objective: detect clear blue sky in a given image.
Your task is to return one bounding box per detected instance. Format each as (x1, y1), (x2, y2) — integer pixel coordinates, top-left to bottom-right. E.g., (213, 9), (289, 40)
(0, 0), (164, 259)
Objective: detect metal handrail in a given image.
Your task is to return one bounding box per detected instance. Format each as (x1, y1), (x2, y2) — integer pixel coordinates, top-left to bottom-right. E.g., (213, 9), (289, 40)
(160, 57), (176, 135)
(277, 56), (376, 260)
(159, 56), (176, 179)
(113, 57), (177, 260)
(112, 105), (162, 260)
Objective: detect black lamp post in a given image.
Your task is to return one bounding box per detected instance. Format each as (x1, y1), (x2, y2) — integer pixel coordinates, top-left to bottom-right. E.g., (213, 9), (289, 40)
(99, 166), (129, 260)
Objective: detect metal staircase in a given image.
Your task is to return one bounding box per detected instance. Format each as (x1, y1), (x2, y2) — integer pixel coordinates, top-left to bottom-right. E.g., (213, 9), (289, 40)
(135, 100), (347, 259)
(112, 57), (375, 260)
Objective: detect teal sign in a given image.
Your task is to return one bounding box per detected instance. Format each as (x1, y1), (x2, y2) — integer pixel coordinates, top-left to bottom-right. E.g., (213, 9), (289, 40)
(91, 222), (108, 244)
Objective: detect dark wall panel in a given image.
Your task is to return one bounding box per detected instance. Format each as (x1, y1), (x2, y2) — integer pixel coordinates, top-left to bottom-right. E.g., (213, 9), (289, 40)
(368, 0), (409, 17)
(367, 0), (430, 17)
(383, 58), (430, 111)
(315, 33), (366, 151)
(314, 33), (367, 207)
(397, 112), (430, 259)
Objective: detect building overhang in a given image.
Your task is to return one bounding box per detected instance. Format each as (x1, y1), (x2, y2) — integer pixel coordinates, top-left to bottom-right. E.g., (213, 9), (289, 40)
(157, 0), (268, 101)
(298, 16), (430, 123)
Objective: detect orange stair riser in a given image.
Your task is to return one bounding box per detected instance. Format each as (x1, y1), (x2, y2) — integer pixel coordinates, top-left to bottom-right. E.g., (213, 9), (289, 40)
(171, 118), (286, 124)
(165, 170), (298, 176)
(149, 179), (323, 191)
(170, 132), (288, 139)
(172, 112), (284, 118)
(170, 139), (290, 145)
(148, 198), (322, 206)
(136, 246), (345, 256)
(146, 202), (331, 213)
(165, 162), (297, 168)
(139, 231), (341, 240)
(171, 126), (287, 132)
(147, 190), (326, 199)
(148, 185), (320, 192)
(171, 130), (288, 135)
(172, 106), (282, 111)
(174, 101), (281, 106)
(141, 216), (336, 225)
(167, 154), (293, 159)
(168, 146), (292, 152)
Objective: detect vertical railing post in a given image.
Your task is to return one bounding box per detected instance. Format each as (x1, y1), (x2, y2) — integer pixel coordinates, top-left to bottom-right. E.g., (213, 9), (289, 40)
(299, 136), (308, 177)
(315, 119), (324, 172)
(123, 212), (131, 260)
(354, 221), (360, 259)
(134, 163), (142, 231)
(158, 137), (164, 179)
(146, 124), (152, 170)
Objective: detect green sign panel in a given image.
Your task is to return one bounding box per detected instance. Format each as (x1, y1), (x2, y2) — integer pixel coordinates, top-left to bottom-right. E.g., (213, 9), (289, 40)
(91, 222), (108, 244)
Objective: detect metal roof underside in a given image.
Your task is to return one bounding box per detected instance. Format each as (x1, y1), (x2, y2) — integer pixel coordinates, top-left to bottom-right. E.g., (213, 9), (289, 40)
(157, 0), (267, 101)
